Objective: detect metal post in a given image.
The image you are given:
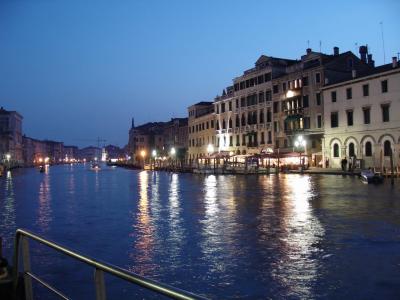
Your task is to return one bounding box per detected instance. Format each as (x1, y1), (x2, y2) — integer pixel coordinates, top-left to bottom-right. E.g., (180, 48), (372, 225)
(94, 268), (107, 300)
(390, 151), (394, 185)
(21, 237), (33, 300)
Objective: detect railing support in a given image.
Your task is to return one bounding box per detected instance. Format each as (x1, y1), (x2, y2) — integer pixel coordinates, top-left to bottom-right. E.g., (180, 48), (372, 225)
(94, 268), (107, 300)
(21, 236), (33, 300)
(12, 229), (206, 300)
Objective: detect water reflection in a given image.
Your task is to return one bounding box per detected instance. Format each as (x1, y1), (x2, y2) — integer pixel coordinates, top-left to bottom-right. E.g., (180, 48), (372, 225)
(36, 171), (52, 232)
(0, 171), (16, 249)
(272, 175), (324, 298)
(130, 171), (157, 275)
(167, 173), (185, 267)
(200, 175), (223, 273)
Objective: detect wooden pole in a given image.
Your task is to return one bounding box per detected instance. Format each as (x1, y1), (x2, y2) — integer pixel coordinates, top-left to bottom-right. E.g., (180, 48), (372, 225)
(390, 150), (394, 185)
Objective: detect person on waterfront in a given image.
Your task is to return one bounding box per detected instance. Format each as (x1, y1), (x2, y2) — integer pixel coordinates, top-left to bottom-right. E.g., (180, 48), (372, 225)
(341, 157), (347, 171)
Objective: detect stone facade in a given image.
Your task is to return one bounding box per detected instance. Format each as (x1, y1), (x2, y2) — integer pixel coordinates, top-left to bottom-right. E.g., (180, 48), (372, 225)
(188, 102), (215, 160)
(322, 59), (400, 170)
(0, 107), (23, 164)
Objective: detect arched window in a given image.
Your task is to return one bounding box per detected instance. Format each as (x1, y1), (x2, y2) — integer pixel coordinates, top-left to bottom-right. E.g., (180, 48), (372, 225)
(384, 140), (392, 156)
(236, 115), (240, 128)
(333, 143), (339, 157)
(253, 112), (257, 124)
(241, 114), (246, 126)
(229, 118), (232, 129)
(216, 121), (220, 130)
(259, 110), (264, 123)
(222, 119), (226, 129)
(348, 142), (355, 157)
(365, 141), (372, 157)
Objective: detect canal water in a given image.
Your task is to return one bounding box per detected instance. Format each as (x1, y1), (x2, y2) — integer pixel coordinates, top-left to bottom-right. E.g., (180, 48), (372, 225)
(0, 164), (399, 299)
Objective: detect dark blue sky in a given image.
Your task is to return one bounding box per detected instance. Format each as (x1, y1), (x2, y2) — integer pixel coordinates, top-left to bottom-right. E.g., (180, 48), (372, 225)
(1, 0), (399, 147)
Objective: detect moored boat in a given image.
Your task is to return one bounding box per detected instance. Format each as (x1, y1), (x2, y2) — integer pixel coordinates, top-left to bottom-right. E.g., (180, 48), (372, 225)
(360, 169), (383, 184)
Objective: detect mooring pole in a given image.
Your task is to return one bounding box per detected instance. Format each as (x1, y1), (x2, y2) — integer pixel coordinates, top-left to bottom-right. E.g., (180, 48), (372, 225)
(390, 151), (394, 185)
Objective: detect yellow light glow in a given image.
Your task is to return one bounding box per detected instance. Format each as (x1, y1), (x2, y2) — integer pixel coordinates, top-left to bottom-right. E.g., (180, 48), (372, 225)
(140, 150), (146, 158)
(286, 90), (295, 98)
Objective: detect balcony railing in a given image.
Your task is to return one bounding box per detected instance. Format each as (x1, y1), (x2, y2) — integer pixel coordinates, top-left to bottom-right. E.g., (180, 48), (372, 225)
(12, 229), (207, 300)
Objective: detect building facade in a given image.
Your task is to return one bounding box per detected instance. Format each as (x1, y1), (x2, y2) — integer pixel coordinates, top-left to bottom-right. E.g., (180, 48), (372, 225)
(188, 102), (215, 161)
(322, 58), (400, 170)
(212, 47), (373, 166)
(0, 107), (23, 164)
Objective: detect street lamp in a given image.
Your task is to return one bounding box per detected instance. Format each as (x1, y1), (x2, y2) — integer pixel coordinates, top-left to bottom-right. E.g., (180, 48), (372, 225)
(207, 144), (214, 168)
(151, 149), (157, 170)
(5, 153), (10, 169)
(170, 147), (176, 169)
(294, 135), (306, 170)
(140, 150), (146, 168)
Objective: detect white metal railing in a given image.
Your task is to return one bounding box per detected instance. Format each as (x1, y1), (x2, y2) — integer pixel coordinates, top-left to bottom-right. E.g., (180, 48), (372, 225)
(12, 229), (207, 300)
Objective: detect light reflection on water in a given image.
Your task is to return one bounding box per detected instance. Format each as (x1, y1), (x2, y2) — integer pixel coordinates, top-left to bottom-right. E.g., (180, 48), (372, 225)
(272, 175), (324, 298)
(0, 165), (399, 299)
(0, 171), (16, 249)
(36, 171), (52, 233)
(130, 171), (157, 276)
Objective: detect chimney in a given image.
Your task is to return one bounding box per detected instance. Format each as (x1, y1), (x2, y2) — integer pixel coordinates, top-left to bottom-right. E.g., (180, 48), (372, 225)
(352, 69), (357, 78)
(393, 57), (398, 68)
(359, 45), (368, 63)
(367, 54), (375, 67)
(306, 48), (312, 55)
(333, 47), (339, 56)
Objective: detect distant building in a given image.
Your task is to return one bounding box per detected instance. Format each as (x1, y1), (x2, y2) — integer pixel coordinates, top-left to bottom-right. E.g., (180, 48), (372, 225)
(78, 146), (102, 161)
(0, 107), (23, 164)
(130, 122), (166, 162)
(104, 144), (125, 159)
(64, 145), (79, 161)
(188, 101), (215, 160)
(22, 136), (47, 166)
(322, 57), (400, 170)
(163, 118), (188, 158)
(43, 140), (64, 163)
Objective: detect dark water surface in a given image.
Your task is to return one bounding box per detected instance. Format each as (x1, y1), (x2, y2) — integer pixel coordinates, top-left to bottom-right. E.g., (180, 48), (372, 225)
(0, 164), (399, 299)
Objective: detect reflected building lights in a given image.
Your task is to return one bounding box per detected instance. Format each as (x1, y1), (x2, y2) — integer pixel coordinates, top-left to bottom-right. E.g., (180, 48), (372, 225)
(272, 175), (324, 298)
(167, 173), (185, 264)
(0, 171), (16, 250)
(37, 172), (53, 232)
(129, 171), (157, 276)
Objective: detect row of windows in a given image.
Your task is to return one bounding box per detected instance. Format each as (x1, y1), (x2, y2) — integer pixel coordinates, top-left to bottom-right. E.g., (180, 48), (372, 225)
(332, 140), (392, 158)
(330, 104), (390, 128)
(190, 136), (215, 147)
(331, 79), (388, 102)
(273, 77), (305, 94)
(233, 73), (272, 91)
(190, 132), (273, 148)
(189, 120), (215, 133)
(215, 91), (273, 113)
(215, 110), (273, 129)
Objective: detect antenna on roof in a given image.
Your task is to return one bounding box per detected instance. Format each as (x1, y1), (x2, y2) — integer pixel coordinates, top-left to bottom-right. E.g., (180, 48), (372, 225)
(380, 21), (386, 63)
(354, 42), (358, 53)
(307, 40), (310, 48)
(319, 41), (322, 52)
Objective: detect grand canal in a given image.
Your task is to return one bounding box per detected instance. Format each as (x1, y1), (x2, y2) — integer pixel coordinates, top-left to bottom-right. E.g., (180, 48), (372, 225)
(0, 164), (399, 299)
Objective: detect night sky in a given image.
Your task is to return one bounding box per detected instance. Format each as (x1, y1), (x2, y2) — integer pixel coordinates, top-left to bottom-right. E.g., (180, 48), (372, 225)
(0, 0), (399, 148)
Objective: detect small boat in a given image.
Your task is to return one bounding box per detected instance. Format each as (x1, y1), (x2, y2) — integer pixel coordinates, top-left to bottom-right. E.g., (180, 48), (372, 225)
(360, 170), (383, 184)
(39, 165), (45, 173)
(90, 162), (101, 170)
